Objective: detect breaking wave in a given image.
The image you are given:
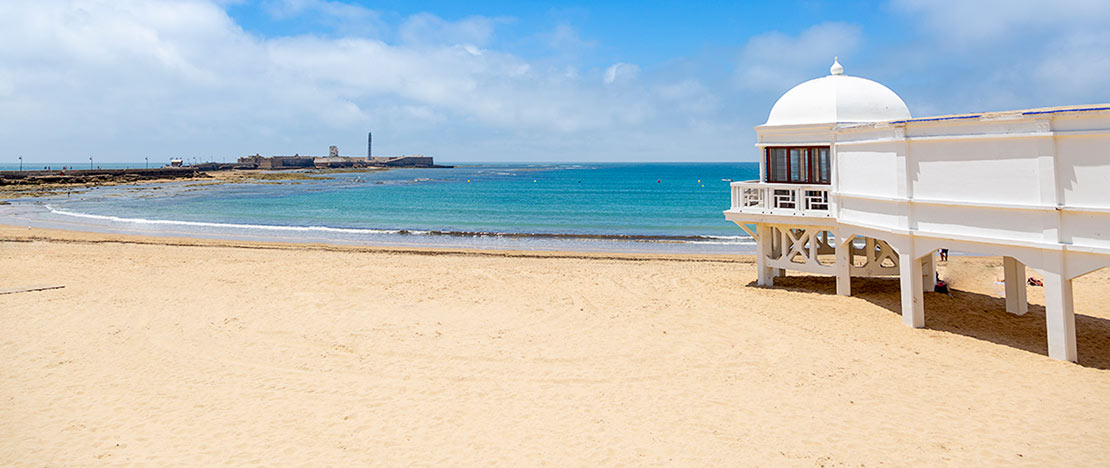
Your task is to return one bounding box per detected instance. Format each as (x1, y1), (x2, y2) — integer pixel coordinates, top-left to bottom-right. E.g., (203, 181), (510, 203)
(44, 205), (754, 245)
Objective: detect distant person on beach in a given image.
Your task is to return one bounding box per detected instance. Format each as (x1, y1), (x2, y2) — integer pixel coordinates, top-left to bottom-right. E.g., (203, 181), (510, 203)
(939, 248), (949, 261)
(935, 273), (950, 295)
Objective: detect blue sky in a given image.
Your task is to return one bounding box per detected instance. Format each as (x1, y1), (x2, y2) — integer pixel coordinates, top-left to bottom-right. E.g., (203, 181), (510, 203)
(228, 1), (884, 67)
(1, 0), (1108, 163)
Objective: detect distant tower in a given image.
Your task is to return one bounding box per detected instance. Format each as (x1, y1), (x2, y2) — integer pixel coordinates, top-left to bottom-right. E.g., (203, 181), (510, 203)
(329, 145), (339, 157)
(367, 131), (372, 158)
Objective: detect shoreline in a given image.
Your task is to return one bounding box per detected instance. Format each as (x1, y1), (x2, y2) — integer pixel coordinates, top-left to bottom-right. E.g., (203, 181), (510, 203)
(0, 223), (752, 263)
(0, 201), (757, 255)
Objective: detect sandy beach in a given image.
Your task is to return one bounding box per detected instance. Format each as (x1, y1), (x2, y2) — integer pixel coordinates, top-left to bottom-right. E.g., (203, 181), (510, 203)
(2, 225), (1109, 465)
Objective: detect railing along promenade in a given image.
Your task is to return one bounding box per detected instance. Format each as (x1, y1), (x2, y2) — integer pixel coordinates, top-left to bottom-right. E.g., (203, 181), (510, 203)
(729, 180), (831, 217)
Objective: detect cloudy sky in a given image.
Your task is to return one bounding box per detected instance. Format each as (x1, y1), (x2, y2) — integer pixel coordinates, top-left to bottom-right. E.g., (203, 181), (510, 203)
(2, 0), (1108, 163)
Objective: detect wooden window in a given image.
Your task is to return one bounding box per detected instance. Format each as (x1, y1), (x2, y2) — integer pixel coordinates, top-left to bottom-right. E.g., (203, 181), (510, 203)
(764, 146), (831, 184)
(816, 148), (830, 184)
(769, 148), (788, 182)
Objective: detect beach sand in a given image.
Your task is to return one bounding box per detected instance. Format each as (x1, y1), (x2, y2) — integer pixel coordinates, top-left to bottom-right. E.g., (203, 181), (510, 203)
(2, 225), (1109, 465)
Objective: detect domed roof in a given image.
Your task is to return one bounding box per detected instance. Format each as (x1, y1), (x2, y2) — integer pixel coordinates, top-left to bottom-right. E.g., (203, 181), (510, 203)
(765, 58), (911, 126)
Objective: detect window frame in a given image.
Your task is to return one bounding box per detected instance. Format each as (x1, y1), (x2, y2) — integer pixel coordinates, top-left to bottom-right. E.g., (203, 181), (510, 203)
(764, 146), (831, 185)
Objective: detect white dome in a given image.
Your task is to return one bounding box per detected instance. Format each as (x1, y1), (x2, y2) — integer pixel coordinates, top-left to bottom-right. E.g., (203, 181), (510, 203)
(765, 59), (910, 126)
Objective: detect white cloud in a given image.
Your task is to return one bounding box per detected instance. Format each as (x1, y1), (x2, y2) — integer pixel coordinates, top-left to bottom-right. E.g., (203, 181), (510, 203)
(603, 62), (639, 85)
(885, 0), (1110, 114)
(1031, 30), (1110, 96)
(0, 1), (734, 162)
(397, 13), (500, 47)
(890, 0), (1110, 44)
(543, 23), (597, 52)
(656, 80), (717, 115)
(263, 0), (385, 37)
(735, 22), (861, 92)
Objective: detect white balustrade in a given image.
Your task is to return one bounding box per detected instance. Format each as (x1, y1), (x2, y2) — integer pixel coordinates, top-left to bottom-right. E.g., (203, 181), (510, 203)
(729, 180), (832, 217)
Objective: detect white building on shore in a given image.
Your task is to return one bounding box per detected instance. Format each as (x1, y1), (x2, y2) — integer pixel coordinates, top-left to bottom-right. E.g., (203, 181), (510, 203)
(724, 58), (1110, 363)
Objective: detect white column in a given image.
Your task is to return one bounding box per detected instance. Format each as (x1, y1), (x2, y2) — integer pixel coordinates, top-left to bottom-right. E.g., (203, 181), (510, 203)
(835, 235), (851, 296)
(922, 252), (936, 293)
(899, 251), (924, 328)
(1042, 267), (1077, 362)
(757, 224), (774, 287)
(774, 227), (786, 278)
(1003, 256), (1028, 315)
(865, 237), (876, 268)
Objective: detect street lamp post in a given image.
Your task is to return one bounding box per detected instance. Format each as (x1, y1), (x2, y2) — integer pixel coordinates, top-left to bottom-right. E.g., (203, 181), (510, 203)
(89, 156), (93, 170)
(18, 156), (22, 171)
(145, 157), (149, 169)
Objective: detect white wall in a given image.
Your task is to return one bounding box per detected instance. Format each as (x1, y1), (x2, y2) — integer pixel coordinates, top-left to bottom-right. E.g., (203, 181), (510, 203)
(1056, 135), (1110, 208)
(836, 145), (902, 197)
(833, 108), (1110, 254)
(910, 138), (1046, 205)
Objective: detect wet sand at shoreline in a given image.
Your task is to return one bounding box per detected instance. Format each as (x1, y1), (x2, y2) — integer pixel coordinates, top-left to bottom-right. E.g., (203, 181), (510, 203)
(2, 225), (1109, 465)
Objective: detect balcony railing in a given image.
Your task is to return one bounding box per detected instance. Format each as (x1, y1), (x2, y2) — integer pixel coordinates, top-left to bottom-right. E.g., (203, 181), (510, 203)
(730, 180), (832, 217)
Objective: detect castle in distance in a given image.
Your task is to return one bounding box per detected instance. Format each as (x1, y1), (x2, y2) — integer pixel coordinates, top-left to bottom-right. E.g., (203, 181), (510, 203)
(238, 131), (447, 169)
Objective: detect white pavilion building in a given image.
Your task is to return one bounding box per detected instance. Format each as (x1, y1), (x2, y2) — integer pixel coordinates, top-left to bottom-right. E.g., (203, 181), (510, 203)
(724, 58), (1110, 363)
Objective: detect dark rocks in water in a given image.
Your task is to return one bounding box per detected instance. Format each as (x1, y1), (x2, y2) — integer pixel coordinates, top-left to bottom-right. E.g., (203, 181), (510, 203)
(0, 168), (206, 186)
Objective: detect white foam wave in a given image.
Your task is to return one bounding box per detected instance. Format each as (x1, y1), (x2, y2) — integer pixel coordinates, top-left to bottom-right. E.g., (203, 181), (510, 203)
(42, 205), (755, 245)
(45, 205), (403, 235)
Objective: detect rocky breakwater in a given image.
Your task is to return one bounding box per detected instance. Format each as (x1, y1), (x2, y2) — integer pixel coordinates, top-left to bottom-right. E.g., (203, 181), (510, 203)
(0, 168), (207, 186)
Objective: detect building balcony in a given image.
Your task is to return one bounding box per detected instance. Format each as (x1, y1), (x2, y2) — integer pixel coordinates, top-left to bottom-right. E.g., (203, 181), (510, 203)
(729, 180), (832, 217)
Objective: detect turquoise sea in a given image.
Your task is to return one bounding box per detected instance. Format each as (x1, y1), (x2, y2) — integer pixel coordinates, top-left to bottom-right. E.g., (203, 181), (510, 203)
(1, 163), (760, 253)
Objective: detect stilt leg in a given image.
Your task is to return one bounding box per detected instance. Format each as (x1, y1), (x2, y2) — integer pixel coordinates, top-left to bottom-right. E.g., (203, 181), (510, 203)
(835, 236), (851, 296)
(899, 252), (924, 328)
(922, 253), (936, 293)
(754, 225), (772, 286)
(1043, 268), (1077, 362)
(773, 227), (785, 278)
(757, 224), (774, 287)
(756, 250), (769, 286)
(1003, 256), (1028, 315)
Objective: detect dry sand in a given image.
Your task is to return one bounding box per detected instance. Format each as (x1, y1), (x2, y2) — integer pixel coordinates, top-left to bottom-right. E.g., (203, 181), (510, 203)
(1, 225), (1109, 465)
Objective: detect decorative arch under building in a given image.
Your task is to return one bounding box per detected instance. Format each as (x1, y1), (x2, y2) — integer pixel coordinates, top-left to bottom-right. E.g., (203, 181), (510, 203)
(724, 58), (1110, 363)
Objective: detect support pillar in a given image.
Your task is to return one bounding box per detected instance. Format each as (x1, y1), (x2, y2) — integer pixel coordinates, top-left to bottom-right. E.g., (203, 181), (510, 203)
(773, 226), (786, 278)
(1042, 266), (1077, 362)
(756, 224), (774, 287)
(899, 251), (924, 328)
(1003, 256), (1028, 315)
(922, 252), (936, 293)
(835, 235), (852, 296)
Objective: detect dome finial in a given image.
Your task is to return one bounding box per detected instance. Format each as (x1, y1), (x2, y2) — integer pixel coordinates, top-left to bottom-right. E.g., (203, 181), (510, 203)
(830, 56), (843, 75)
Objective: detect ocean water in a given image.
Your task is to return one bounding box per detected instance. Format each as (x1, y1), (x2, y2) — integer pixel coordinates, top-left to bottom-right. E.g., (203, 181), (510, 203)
(2, 163), (760, 253)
